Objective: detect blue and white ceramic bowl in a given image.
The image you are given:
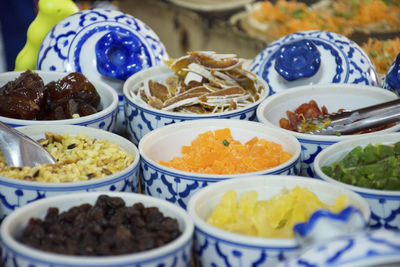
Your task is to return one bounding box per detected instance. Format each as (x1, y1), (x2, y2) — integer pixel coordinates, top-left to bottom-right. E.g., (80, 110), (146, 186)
(0, 125), (140, 221)
(256, 83), (400, 177)
(138, 119), (301, 209)
(383, 53), (400, 95)
(250, 30), (380, 94)
(186, 175), (370, 267)
(283, 229), (400, 267)
(36, 8), (168, 135)
(123, 65), (270, 144)
(0, 191), (194, 267)
(314, 133), (400, 230)
(0, 70), (118, 131)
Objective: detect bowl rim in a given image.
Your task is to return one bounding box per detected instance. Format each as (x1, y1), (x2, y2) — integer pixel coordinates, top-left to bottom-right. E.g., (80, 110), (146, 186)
(256, 83), (400, 141)
(314, 132), (400, 196)
(0, 191), (194, 265)
(0, 124), (140, 189)
(0, 70), (119, 125)
(186, 174), (370, 247)
(123, 64), (270, 118)
(138, 119), (302, 179)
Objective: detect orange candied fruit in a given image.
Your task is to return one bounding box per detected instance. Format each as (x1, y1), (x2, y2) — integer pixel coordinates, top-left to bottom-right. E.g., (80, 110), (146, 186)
(158, 128), (293, 175)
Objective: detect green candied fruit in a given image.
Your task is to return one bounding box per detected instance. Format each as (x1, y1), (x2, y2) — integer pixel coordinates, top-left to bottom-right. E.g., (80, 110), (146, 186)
(341, 146), (364, 167)
(321, 142), (400, 191)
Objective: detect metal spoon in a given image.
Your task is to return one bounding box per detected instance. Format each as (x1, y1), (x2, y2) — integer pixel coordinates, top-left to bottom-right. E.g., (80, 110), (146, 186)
(0, 121), (56, 167)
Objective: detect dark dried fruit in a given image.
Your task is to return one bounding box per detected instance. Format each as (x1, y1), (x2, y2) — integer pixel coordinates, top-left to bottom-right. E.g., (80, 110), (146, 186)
(19, 195), (181, 256)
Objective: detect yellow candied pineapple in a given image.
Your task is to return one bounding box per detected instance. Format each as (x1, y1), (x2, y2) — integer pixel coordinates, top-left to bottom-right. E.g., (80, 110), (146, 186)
(207, 186), (349, 238)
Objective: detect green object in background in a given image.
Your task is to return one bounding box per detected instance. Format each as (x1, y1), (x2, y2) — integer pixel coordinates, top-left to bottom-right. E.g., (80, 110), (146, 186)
(321, 142), (400, 190)
(14, 0), (79, 71)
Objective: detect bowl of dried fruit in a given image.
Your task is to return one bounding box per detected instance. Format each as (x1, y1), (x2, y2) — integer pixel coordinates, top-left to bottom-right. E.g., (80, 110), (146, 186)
(186, 175), (370, 267)
(0, 125), (140, 221)
(0, 191), (194, 267)
(256, 83), (400, 177)
(0, 70), (118, 132)
(138, 118), (301, 209)
(314, 132), (400, 231)
(123, 51), (270, 144)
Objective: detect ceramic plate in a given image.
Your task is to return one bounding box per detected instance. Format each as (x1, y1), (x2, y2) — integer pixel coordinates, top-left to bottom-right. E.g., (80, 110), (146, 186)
(167, 0), (255, 12)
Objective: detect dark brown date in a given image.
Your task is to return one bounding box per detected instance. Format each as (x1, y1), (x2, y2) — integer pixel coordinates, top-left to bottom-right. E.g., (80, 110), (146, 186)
(0, 71), (101, 120)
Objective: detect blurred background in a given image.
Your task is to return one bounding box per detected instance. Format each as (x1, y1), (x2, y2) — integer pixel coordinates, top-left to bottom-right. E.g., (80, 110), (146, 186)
(1, 0), (399, 74)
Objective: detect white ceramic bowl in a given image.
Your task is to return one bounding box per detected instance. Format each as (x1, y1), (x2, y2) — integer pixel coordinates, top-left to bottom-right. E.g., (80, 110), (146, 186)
(187, 175), (370, 267)
(256, 83), (400, 177)
(0, 125), (140, 221)
(314, 133), (400, 230)
(0, 191), (194, 267)
(139, 119), (301, 209)
(123, 65), (270, 144)
(0, 71), (118, 132)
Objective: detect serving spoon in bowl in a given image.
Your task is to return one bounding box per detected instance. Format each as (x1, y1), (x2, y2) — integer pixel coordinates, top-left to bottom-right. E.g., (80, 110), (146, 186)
(0, 121), (56, 167)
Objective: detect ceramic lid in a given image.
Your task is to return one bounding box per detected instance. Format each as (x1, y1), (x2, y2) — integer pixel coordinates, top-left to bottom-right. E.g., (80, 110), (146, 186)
(250, 30), (380, 94)
(36, 8), (168, 94)
(281, 207), (400, 266)
(383, 53), (400, 95)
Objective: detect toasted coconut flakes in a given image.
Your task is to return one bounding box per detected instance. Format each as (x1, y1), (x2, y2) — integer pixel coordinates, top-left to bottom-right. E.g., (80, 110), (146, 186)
(148, 80), (169, 102)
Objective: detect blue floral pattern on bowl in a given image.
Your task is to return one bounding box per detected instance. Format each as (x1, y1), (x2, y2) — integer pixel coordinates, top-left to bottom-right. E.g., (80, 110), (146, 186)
(1, 225), (192, 267)
(194, 228), (298, 267)
(274, 39), (321, 81)
(282, 229), (400, 267)
(250, 30), (379, 94)
(36, 8), (168, 134)
(140, 156), (300, 210)
(383, 53), (400, 95)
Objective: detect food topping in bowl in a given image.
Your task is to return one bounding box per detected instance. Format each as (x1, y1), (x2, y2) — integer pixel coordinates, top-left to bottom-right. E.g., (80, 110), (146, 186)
(19, 195), (181, 256)
(0, 132), (134, 182)
(207, 187), (348, 238)
(158, 128), (292, 174)
(133, 51), (265, 114)
(0, 70), (101, 120)
(279, 100), (394, 134)
(321, 142), (400, 190)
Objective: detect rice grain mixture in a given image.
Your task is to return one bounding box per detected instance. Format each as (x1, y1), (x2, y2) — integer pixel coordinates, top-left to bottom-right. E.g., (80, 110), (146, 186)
(0, 132), (134, 183)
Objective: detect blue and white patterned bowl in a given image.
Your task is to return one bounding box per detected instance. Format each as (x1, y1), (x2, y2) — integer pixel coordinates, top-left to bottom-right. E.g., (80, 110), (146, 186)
(36, 8), (168, 135)
(123, 65), (270, 144)
(0, 191), (194, 267)
(138, 119), (301, 209)
(186, 175), (370, 267)
(282, 229), (400, 267)
(314, 133), (400, 230)
(0, 125), (140, 222)
(256, 83), (400, 177)
(250, 30), (380, 95)
(0, 70), (118, 131)
(383, 53), (400, 95)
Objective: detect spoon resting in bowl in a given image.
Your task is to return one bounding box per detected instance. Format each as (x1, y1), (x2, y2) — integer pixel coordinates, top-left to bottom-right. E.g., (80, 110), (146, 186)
(0, 122), (56, 167)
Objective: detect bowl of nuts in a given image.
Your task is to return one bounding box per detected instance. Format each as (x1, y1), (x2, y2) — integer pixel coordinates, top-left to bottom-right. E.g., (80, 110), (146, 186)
(123, 51), (270, 144)
(0, 125), (140, 221)
(0, 192), (194, 267)
(0, 70), (118, 132)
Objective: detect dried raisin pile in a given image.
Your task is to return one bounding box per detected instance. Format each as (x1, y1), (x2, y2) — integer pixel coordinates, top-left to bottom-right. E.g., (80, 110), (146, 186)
(19, 195), (181, 256)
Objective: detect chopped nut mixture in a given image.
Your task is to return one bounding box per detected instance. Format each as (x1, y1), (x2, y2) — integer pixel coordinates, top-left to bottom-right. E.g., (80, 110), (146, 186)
(0, 132), (134, 183)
